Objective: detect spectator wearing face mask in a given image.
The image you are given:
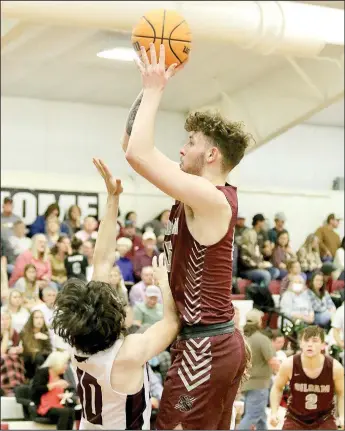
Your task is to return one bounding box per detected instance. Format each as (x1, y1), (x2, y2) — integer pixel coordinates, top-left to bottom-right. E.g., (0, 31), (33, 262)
(280, 277), (314, 326)
(133, 231), (159, 281)
(280, 260), (306, 295)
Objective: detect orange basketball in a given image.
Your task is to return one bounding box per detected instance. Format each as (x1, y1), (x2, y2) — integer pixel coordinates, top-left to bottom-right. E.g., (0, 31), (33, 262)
(132, 9), (192, 68)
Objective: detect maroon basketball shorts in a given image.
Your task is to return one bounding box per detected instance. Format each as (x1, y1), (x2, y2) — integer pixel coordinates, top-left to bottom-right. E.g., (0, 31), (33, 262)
(283, 415), (337, 430)
(156, 329), (245, 430)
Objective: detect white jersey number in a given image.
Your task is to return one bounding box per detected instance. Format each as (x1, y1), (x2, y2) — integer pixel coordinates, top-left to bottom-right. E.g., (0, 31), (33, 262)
(77, 368), (103, 425)
(305, 393), (318, 410)
(163, 240), (173, 273)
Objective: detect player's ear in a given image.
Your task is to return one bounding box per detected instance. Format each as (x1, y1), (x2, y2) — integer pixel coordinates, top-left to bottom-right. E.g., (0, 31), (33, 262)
(206, 147), (219, 164)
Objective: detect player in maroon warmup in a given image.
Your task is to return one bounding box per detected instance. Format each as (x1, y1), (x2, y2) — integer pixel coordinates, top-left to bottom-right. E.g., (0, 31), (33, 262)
(270, 326), (344, 430)
(121, 43), (251, 429)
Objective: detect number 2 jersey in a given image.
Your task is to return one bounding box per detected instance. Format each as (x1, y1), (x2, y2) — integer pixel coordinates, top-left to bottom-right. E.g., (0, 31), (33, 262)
(71, 338), (151, 430)
(287, 354), (335, 425)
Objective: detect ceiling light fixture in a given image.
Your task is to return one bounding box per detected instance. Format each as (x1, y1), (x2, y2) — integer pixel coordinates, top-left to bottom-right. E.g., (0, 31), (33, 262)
(97, 47), (137, 62)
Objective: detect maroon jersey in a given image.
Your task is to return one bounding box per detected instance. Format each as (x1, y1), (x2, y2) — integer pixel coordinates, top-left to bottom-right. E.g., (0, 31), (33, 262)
(163, 184), (237, 325)
(287, 354), (335, 425)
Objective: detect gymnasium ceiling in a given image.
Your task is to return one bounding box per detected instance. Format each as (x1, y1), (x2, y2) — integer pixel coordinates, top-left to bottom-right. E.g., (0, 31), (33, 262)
(1, 1), (344, 148)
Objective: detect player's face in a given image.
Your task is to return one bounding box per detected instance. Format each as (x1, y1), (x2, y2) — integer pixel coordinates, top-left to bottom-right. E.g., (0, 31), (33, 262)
(300, 336), (324, 357)
(179, 132), (207, 176)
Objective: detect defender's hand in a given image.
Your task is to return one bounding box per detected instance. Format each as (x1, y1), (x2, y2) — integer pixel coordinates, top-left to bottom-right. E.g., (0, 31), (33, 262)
(93, 158), (123, 196)
(152, 253), (169, 287)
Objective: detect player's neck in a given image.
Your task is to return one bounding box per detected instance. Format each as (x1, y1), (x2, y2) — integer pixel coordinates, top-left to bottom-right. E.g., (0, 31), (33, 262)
(202, 171), (228, 187)
(301, 353), (324, 369)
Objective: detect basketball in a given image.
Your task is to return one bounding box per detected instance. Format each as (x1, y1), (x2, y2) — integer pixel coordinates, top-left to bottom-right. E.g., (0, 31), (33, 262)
(132, 9), (192, 68)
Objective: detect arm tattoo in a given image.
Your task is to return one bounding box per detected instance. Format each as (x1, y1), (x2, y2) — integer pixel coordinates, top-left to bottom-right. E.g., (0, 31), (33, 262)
(126, 91), (143, 136)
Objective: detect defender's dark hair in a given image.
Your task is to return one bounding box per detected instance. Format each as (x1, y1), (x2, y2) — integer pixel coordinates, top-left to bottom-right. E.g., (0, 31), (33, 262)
(52, 278), (126, 355)
(185, 111), (252, 171)
(299, 325), (325, 343)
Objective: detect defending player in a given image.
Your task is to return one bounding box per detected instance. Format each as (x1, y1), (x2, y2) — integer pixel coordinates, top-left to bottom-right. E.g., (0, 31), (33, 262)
(52, 158), (180, 430)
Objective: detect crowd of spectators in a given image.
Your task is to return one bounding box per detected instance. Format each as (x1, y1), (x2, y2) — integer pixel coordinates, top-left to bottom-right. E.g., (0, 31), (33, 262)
(1, 196), (344, 429)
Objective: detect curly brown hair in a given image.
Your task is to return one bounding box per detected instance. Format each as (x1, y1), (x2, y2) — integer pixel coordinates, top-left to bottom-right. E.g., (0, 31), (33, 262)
(52, 278), (126, 355)
(185, 111), (252, 171)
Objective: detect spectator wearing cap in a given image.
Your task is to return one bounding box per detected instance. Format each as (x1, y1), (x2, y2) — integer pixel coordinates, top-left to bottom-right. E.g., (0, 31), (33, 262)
(234, 214), (248, 246)
(129, 266), (162, 306)
(119, 220), (144, 261)
(252, 214), (269, 251)
(315, 213), (342, 261)
(116, 237), (135, 285)
(133, 231), (159, 281)
(268, 212), (288, 245)
(133, 285), (163, 327)
(238, 309), (280, 431)
(1, 197), (21, 241)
